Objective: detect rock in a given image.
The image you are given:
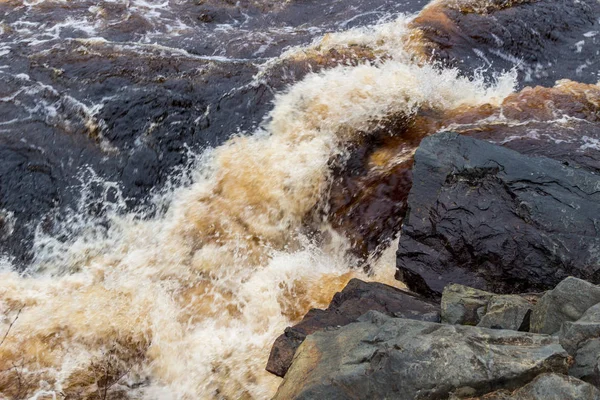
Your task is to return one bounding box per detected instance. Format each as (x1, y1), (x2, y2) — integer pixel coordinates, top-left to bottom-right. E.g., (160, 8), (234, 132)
(326, 81), (600, 261)
(441, 284), (493, 325)
(266, 279), (440, 377)
(441, 284), (535, 330)
(458, 81), (600, 175)
(531, 277), (600, 334)
(274, 312), (569, 400)
(471, 374), (600, 400)
(327, 136), (416, 259)
(396, 132), (600, 298)
(410, 0), (600, 87)
(478, 295), (533, 332)
(560, 303), (600, 383)
(569, 339), (600, 386)
(560, 303), (600, 354)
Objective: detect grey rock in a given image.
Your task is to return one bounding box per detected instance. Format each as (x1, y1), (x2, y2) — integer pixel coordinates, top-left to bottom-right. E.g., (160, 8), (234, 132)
(478, 295), (533, 332)
(531, 277), (600, 334)
(472, 373), (600, 400)
(441, 284), (535, 330)
(274, 312), (569, 400)
(570, 339), (600, 385)
(395, 132), (600, 298)
(560, 302), (600, 354)
(441, 284), (493, 325)
(266, 279), (440, 377)
(560, 303), (600, 383)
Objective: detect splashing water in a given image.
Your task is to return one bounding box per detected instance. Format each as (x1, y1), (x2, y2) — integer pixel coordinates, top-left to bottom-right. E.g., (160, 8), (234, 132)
(0, 15), (516, 400)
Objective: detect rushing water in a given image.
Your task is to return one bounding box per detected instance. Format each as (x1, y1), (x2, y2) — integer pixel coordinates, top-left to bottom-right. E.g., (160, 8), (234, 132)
(0, 0), (599, 398)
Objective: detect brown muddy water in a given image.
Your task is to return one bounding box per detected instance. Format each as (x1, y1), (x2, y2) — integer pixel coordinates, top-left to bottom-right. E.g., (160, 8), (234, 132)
(0, 0), (599, 398)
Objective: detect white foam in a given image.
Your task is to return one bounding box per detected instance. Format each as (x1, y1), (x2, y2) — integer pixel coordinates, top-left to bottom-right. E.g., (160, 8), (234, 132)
(0, 13), (517, 400)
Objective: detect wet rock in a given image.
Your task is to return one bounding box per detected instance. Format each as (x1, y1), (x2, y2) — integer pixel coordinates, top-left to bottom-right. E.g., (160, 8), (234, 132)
(396, 132), (600, 298)
(560, 303), (600, 383)
(266, 278), (439, 377)
(274, 312), (569, 400)
(327, 81), (600, 261)
(531, 277), (600, 334)
(454, 81), (600, 174)
(327, 135), (416, 258)
(471, 374), (600, 400)
(410, 0), (600, 87)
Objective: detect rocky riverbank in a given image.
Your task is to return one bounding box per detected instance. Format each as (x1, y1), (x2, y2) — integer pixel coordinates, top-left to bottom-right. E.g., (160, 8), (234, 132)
(3, 0), (600, 397)
(268, 132), (600, 399)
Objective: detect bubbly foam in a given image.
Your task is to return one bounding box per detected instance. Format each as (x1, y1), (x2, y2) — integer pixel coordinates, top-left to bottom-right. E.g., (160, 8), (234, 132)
(0, 15), (516, 399)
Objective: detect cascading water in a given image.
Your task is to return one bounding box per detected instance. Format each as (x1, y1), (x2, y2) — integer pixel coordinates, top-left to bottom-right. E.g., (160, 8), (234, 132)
(2, 0), (598, 398)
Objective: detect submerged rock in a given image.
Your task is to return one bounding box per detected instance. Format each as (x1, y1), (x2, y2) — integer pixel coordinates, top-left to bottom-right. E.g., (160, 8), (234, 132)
(471, 374), (600, 400)
(0, 0), (409, 266)
(274, 312), (569, 400)
(531, 277), (600, 335)
(396, 132), (600, 298)
(266, 278), (439, 377)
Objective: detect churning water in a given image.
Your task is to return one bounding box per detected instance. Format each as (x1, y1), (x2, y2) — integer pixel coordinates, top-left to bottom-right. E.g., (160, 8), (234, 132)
(0, 0), (597, 398)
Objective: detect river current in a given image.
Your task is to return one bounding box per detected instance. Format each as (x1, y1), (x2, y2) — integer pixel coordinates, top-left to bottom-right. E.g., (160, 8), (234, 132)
(0, 0), (599, 398)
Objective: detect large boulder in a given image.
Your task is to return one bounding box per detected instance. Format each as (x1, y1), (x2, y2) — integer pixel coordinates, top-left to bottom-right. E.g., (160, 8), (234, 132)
(396, 132), (600, 298)
(471, 374), (600, 400)
(274, 312), (569, 400)
(266, 279), (439, 377)
(531, 277), (600, 334)
(326, 81), (600, 261)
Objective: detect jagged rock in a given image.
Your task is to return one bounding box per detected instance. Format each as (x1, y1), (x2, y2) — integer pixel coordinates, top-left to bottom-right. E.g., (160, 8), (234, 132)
(560, 303), (600, 383)
(469, 374), (600, 400)
(560, 302), (600, 354)
(266, 279), (439, 377)
(396, 132), (600, 298)
(531, 277), (600, 334)
(274, 312), (570, 400)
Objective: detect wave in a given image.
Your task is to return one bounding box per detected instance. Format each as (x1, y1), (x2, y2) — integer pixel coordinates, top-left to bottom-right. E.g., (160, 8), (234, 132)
(0, 12), (518, 399)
